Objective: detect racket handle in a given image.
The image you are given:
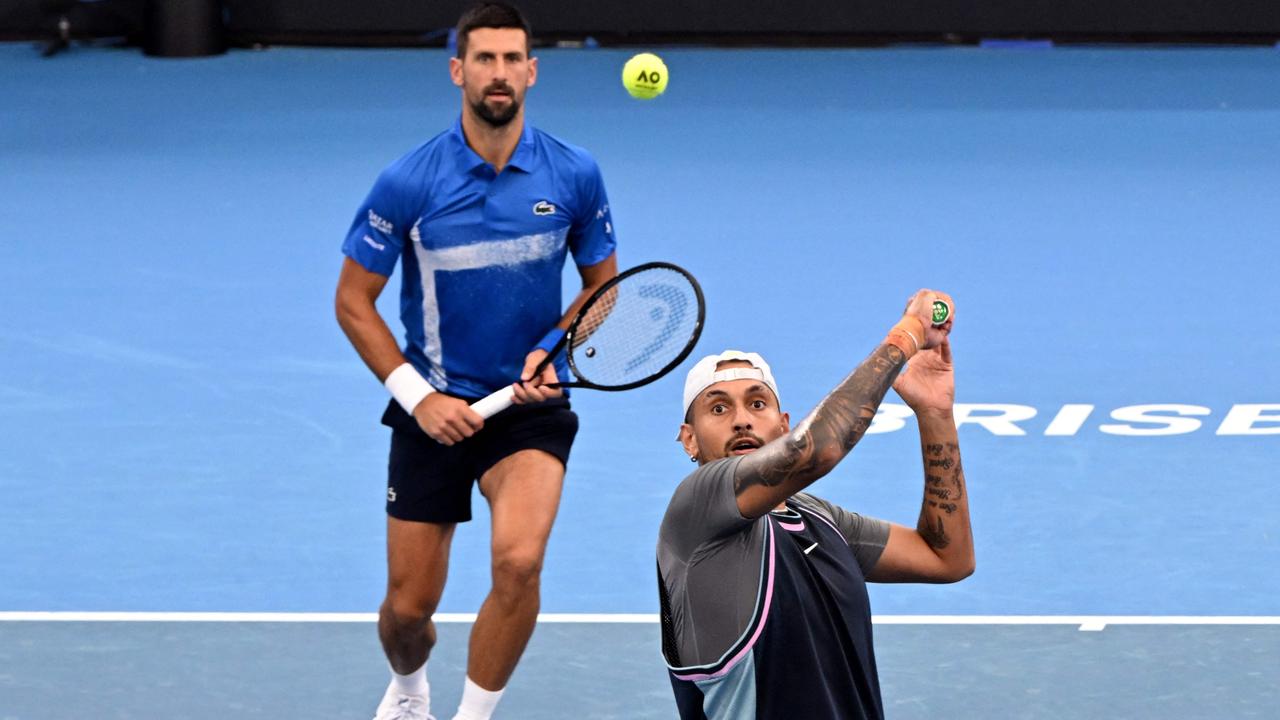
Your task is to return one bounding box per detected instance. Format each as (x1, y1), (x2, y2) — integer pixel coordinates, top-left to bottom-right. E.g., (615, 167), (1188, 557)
(471, 386), (516, 419)
(931, 299), (951, 327)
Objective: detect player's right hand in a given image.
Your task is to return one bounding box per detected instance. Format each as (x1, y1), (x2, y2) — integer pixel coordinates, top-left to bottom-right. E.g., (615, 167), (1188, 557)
(413, 393), (484, 446)
(903, 288), (954, 350)
(512, 348), (564, 405)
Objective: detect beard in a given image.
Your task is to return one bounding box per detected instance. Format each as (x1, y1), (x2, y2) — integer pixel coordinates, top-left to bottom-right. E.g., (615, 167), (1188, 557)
(470, 85), (521, 128)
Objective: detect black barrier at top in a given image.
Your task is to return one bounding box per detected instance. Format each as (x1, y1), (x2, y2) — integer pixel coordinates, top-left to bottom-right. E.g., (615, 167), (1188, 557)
(5, 0), (1280, 44)
(145, 0), (225, 57)
(220, 0), (1280, 40)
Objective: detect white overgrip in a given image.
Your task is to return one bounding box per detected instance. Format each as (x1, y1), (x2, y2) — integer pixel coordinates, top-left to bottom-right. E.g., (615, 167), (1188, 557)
(471, 385), (517, 419)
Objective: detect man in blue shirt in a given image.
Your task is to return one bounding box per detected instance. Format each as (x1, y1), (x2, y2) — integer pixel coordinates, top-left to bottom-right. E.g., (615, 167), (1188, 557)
(335, 5), (617, 719)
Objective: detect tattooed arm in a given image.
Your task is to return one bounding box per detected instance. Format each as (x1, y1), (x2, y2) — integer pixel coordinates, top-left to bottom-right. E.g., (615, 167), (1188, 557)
(732, 289), (947, 519)
(732, 345), (908, 518)
(867, 336), (975, 583)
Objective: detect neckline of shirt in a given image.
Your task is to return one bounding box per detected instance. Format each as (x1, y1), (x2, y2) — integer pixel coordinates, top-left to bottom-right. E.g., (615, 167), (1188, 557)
(451, 115), (536, 174)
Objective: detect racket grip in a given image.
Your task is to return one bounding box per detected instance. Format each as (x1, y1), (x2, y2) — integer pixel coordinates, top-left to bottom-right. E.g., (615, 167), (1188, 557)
(471, 386), (516, 419)
(931, 299), (951, 327)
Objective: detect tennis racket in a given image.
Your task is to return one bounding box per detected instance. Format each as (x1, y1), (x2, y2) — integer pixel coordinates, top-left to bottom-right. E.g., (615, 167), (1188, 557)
(470, 262), (705, 419)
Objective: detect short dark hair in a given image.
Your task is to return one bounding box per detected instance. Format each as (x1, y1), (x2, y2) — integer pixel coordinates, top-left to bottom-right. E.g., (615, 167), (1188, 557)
(456, 3), (532, 59)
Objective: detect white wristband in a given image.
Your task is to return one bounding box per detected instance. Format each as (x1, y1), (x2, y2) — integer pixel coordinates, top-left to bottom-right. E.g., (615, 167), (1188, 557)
(384, 363), (434, 414)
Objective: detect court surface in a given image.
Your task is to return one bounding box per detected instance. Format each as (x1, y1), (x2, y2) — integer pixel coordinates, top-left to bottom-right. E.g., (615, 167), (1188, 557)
(2, 42), (1278, 718)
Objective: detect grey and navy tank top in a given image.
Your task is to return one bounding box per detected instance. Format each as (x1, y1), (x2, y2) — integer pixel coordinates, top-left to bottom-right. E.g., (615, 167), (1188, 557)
(657, 456), (890, 719)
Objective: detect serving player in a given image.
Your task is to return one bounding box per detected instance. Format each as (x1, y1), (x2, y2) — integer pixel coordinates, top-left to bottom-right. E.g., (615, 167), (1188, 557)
(658, 289), (974, 719)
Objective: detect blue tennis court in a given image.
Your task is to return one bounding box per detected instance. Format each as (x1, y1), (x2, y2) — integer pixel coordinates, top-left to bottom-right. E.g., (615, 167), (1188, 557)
(1, 42), (1278, 718)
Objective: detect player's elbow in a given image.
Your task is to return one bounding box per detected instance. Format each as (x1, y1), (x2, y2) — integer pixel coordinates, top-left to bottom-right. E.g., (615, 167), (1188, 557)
(334, 293), (354, 331)
(940, 556), (975, 583)
(334, 286), (369, 329)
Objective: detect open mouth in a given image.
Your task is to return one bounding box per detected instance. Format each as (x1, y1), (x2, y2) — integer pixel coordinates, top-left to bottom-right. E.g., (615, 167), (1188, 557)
(728, 437), (762, 455)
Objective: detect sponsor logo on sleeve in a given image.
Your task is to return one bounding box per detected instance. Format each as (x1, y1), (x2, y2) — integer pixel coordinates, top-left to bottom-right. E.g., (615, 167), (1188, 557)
(362, 234), (386, 251)
(368, 209), (394, 234)
(533, 200), (556, 216)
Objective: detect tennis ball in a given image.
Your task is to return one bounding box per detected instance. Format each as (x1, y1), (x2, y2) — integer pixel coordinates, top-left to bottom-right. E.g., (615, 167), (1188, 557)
(622, 53), (668, 100)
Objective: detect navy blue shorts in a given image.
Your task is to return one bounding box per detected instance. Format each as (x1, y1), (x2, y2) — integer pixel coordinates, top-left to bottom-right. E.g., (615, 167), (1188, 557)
(380, 397), (579, 524)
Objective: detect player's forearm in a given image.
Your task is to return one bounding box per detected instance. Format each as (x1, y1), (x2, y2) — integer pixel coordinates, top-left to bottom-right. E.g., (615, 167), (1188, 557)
(734, 344), (906, 511)
(914, 412), (974, 580)
(558, 285), (603, 331)
(335, 293), (409, 381)
(557, 253), (619, 330)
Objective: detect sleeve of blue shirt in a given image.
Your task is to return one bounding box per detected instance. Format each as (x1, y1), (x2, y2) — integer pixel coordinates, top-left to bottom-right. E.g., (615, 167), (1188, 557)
(568, 157), (617, 267)
(340, 166), (410, 277)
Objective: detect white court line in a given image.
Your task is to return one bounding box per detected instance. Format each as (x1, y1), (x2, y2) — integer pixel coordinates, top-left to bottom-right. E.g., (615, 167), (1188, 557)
(871, 616), (1280, 631)
(1, 613), (1278, 631)
(0, 612), (380, 623)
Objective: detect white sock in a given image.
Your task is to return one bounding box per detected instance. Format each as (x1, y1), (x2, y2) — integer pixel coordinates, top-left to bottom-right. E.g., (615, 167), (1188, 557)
(391, 661), (429, 698)
(451, 676), (504, 720)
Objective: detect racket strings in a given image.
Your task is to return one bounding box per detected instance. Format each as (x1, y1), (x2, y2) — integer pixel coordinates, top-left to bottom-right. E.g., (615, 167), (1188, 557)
(569, 267), (701, 388)
(571, 285), (619, 347)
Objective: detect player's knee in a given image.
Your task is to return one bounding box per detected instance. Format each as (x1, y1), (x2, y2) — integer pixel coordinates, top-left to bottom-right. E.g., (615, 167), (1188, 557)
(491, 547), (544, 593)
(382, 588), (439, 627)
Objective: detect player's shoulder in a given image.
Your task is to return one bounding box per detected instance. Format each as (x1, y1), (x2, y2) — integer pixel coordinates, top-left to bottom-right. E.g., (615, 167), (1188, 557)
(372, 128), (454, 187)
(529, 125), (601, 173)
(675, 457), (740, 489)
(662, 457), (741, 518)
(791, 492), (843, 522)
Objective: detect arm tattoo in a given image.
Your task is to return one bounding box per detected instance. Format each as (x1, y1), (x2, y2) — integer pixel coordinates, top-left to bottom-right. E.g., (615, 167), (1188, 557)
(919, 514), (951, 549)
(734, 344), (906, 497)
(918, 437), (964, 545)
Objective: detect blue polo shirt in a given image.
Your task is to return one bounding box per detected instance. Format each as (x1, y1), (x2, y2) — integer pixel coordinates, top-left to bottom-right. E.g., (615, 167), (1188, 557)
(342, 117), (616, 399)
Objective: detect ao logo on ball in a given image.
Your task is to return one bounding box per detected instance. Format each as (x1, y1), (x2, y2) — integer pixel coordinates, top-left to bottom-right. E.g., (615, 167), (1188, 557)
(622, 53), (669, 100)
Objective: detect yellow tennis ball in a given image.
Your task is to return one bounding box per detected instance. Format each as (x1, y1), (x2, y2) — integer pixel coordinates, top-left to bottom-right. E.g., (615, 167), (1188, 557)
(622, 53), (668, 100)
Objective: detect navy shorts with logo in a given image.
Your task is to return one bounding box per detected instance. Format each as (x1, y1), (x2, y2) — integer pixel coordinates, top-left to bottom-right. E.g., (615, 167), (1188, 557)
(380, 396), (579, 523)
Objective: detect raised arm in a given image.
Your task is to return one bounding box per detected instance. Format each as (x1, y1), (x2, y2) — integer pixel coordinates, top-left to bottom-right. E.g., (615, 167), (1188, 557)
(867, 334), (975, 583)
(732, 289), (947, 518)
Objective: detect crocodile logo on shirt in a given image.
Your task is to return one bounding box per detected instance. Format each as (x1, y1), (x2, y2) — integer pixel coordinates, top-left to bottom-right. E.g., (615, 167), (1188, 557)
(533, 200), (556, 216)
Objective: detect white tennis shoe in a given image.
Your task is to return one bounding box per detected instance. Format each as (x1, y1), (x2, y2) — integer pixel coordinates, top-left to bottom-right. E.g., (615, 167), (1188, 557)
(373, 681), (433, 720)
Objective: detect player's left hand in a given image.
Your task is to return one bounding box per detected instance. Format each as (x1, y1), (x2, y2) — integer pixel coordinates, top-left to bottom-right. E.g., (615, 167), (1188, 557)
(512, 349), (563, 404)
(892, 336), (955, 416)
(902, 289), (954, 351)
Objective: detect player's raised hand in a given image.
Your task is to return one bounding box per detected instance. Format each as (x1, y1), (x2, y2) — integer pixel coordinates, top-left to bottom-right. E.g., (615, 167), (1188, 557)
(512, 348), (564, 405)
(903, 288), (954, 350)
(893, 334), (955, 415)
(413, 393), (484, 445)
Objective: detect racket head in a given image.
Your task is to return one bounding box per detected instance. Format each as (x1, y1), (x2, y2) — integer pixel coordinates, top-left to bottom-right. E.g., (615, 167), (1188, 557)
(562, 262), (705, 391)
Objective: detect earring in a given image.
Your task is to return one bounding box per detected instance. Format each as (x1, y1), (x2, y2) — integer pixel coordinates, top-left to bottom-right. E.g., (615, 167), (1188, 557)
(689, 455), (697, 463)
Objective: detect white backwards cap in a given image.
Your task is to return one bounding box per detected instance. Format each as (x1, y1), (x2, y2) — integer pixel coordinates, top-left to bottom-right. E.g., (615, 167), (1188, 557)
(681, 350), (781, 420)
